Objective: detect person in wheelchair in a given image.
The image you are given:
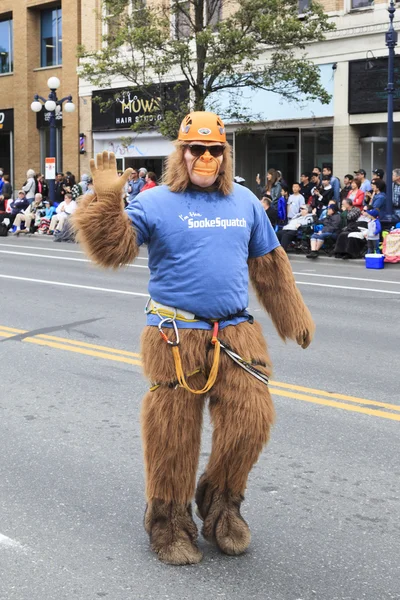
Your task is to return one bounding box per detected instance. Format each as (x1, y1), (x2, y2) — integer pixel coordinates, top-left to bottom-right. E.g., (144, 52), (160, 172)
(277, 204), (315, 251)
(306, 203), (341, 259)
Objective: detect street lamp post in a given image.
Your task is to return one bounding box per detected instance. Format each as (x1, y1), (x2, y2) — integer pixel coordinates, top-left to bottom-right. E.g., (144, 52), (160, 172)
(385, 0), (398, 224)
(31, 77), (75, 203)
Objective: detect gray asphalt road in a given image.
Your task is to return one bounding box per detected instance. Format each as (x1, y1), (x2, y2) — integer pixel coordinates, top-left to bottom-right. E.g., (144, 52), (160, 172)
(0, 236), (399, 600)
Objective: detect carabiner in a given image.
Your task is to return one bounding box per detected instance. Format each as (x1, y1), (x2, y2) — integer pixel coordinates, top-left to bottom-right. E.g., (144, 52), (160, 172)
(158, 317), (180, 346)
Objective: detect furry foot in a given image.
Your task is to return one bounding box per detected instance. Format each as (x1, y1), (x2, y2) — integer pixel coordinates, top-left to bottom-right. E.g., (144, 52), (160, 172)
(195, 474), (251, 556)
(144, 499), (203, 565)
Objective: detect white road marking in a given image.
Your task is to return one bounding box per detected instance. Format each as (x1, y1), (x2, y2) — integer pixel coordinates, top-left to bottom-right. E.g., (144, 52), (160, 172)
(0, 274), (149, 297)
(1, 273), (399, 296)
(0, 243), (148, 259)
(292, 272), (400, 286)
(0, 533), (26, 550)
(296, 281), (400, 295)
(0, 250), (148, 268)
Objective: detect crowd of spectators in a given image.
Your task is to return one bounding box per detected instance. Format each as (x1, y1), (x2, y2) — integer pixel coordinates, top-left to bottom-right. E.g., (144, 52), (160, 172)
(255, 166), (400, 259)
(0, 166), (158, 240)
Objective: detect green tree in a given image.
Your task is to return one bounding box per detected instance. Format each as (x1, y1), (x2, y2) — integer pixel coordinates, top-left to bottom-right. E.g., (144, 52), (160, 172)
(79, 0), (335, 138)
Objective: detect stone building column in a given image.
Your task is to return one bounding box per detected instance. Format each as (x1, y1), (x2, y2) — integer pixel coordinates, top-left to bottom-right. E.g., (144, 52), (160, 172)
(332, 60), (361, 178)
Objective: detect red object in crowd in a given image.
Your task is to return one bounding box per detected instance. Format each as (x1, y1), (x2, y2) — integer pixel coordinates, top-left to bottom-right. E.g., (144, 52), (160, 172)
(141, 181), (157, 193)
(346, 188), (365, 208)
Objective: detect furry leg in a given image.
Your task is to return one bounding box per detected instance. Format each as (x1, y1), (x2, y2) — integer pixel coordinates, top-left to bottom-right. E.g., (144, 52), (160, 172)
(141, 379), (207, 565)
(196, 321), (274, 556)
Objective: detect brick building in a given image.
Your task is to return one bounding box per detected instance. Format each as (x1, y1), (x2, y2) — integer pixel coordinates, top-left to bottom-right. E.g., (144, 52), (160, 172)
(0, 0), (80, 194)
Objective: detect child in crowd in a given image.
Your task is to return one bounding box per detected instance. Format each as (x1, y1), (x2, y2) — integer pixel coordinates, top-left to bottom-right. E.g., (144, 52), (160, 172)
(365, 208), (382, 253)
(287, 182), (304, 220)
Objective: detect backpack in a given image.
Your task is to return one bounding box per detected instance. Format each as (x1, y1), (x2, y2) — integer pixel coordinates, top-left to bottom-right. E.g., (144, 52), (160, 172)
(0, 222), (8, 237)
(375, 220), (382, 235)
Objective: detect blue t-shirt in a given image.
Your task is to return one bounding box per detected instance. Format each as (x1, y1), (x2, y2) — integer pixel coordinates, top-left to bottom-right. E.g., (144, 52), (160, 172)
(125, 184), (280, 328)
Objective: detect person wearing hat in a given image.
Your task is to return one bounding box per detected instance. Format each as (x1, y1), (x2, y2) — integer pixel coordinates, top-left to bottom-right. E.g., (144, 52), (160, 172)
(372, 168), (386, 193)
(365, 208), (382, 253)
(306, 202), (341, 258)
(73, 110), (314, 566)
(354, 169), (372, 193)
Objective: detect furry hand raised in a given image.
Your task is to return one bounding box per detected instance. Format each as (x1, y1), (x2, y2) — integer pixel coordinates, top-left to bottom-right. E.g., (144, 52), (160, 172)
(90, 151), (132, 199)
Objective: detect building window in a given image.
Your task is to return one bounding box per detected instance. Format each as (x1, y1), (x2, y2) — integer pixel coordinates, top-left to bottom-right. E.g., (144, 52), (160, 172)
(0, 16), (13, 74)
(174, 1), (191, 39)
(298, 0), (310, 13)
(41, 7), (62, 67)
(206, 0), (222, 27)
(351, 0), (374, 8)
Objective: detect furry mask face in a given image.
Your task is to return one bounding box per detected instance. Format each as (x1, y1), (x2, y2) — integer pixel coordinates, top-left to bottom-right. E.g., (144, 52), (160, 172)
(163, 141), (233, 195)
(183, 142), (224, 188)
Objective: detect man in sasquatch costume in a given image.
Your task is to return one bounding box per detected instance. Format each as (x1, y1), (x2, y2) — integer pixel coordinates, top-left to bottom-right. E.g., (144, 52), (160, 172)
(74, 111), (314, 566)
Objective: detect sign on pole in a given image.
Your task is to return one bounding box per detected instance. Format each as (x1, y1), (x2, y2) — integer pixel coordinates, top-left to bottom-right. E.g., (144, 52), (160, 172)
(45, 157), (56, 180)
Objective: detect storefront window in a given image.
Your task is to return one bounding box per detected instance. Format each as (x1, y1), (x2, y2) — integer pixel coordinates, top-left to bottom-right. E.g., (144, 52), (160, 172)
(351, 0), (373, 9)
(41, 7), (62, 67)
(301, 128), (333, 174)
(0, 17), (13, 74)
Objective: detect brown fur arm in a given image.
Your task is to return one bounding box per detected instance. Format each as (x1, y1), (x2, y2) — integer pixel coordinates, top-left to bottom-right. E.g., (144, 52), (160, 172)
(72, 192), (139, 268)
(248, 246), (315, 348)
(72, 152), (139, 269)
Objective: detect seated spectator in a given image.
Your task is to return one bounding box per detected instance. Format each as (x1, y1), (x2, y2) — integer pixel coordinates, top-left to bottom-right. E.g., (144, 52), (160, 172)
(13, 193), (44, 234)
(48, 192), (77, 235)
(306, 203), (341, 259)
(2, 190), (29, 230)
(299, 172), (313, 202)
(340, 174), (353, 201)
(277, 204), (314, 251)
(141, 172), (158, 192)
(334, 200), (362, 258)
(365, 179), (386, 212)
(37, 200), (57, 234)
(287, 182), (304, 220)
(319, 199), (338, 221)
(312, 175), (334, 215)
(346, 178), (364, 209)
(261, 196), (278, 228)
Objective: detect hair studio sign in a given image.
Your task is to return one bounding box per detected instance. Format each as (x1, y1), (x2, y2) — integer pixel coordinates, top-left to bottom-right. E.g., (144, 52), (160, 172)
(92, 83), (188, 131)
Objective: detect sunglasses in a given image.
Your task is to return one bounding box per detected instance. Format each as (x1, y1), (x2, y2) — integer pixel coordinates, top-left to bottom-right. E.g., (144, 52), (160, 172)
(185, 144), (225, 158)
(300, 206), (307, 210)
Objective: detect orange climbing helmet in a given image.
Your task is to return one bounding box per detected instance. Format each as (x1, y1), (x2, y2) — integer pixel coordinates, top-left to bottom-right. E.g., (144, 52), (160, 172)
(178, 111), (226, 143)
